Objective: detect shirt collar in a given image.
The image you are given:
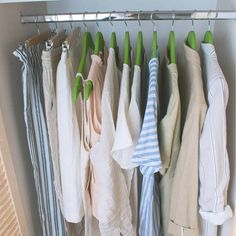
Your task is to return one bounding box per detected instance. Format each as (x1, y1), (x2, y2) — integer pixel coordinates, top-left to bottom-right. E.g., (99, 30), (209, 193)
(184, 42), (201, 66)
(201, 43), (217, 60)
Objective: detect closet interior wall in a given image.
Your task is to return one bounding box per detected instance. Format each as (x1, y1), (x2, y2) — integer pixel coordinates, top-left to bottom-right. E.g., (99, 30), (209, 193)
(214, 0), (236, 235)
(0, 3), (48, 235)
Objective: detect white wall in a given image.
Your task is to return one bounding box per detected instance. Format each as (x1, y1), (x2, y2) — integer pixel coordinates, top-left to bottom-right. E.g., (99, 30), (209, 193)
(0, 3), (48, 236)
(47, 0), (218, 60)
(215, 0), (236, 235)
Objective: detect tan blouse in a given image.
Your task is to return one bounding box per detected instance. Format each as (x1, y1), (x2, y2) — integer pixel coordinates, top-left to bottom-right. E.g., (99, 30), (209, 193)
(168, 43), (207, 236)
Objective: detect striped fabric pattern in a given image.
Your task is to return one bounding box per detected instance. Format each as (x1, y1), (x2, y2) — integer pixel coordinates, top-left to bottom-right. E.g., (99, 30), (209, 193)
(14, 45), (66, 236)
(199, 43), (233, 236)
(132, 57), (162, 236)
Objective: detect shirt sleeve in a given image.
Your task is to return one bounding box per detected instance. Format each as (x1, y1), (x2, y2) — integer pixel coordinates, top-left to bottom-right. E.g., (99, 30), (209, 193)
(199, 78), (233, 225)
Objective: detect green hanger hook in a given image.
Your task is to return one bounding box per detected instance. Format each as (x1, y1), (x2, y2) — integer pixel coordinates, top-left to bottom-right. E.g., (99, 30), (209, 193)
(203, 18), (214, 44)
(186, 18), (196, 50)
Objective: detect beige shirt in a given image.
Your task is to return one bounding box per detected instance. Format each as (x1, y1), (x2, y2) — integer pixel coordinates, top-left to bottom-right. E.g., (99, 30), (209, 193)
(80, 49), (108, 236)
(168, 43), (207, 236)
(159, 60), (181, 236)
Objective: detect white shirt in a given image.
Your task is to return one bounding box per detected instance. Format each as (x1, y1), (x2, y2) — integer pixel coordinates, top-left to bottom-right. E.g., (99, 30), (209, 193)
(56, 32), (84, 223)
(199, 43), (233, 235)
(112, 64), (140, 169)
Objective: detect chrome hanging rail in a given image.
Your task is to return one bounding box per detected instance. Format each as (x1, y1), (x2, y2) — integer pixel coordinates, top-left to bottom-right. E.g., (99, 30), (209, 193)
(20, 10), (236, 24)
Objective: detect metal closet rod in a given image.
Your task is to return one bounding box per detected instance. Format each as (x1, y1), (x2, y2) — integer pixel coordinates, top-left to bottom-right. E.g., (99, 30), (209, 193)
(20, 10), (236, 24)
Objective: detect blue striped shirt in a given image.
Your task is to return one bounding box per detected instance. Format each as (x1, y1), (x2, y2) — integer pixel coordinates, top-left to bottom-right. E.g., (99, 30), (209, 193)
(132, 57), (162, 236)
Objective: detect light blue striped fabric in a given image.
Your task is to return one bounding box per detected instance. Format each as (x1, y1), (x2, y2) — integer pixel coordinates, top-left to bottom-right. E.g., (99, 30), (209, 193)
(14, 45), (66, 236)
(132, 57), (162, 236)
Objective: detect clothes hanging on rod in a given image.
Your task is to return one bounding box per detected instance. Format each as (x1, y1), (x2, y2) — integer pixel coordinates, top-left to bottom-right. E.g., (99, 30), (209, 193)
(14, 11), (234, 236)
(56, 28), (84, 224)
(159, 57), (181, 236)
(86, 46), (135, 236)
(168, 43), (208, 236)
(199, 43), (233, 236)
(111, 59), (139, 235)
(132, 53), (162, 236)
(41, 36), (65, 212)
(14, 44), (67, 236)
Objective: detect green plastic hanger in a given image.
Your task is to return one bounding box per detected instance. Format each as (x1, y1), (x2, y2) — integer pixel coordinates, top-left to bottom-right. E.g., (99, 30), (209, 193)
(152, 31), (158, 58)
(82, 16), (104, 101)
(203, 18), (214, 44)
(83, 31), (104, 100)
(167, 31), (176, 64)
(110, 32), (119, 66)
(84, 80), (93, 101)
(186, 18), (196, 49)
(186, 30), (196, 50)
(72, 31), (94, 101)
(124, 31), (131, 66)
(203, 30), (214, 44)
(135, 31), (145, 66)
(94, 31), (105, 56)
(94, 12), (105, 56)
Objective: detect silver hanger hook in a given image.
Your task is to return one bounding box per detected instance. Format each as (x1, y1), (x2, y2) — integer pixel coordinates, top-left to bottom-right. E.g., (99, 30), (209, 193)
(208, 11), (211, 31)
(109, 12), (113, 27)
(69, 13), (73, 30)
(151, 12), (157, 31)
(193, 9), (197, 30)
(34, 16), (40, 35)
(96, 12), (100, 31)
(171, 11), (175, 31)
(54, 14), (58, 33)
(138, 11), (142, 30)
(124, 11), (128, 31)
(83, 12), (88, 32)
(191, 11), (195, 31)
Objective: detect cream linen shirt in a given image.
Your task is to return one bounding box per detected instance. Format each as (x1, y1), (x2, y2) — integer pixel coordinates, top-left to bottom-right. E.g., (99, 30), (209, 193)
(168, 43), (207, 236)
(42, 47), (63, 208)
(159, 60), (181, 236)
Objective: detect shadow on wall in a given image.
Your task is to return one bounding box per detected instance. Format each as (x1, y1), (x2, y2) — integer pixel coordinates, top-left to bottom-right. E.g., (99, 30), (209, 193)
(214, 0), (236, 235)
(0, 2), (49, 236)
